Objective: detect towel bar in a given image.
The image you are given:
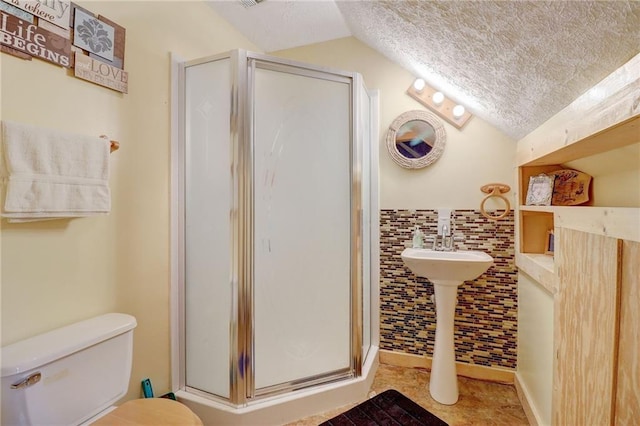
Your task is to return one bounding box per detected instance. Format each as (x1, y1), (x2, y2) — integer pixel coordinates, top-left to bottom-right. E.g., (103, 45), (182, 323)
(100, 135), (119, 152)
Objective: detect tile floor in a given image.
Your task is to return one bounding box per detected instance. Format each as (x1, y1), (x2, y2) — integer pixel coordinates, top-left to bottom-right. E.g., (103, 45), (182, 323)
(286, 364), (529, 425)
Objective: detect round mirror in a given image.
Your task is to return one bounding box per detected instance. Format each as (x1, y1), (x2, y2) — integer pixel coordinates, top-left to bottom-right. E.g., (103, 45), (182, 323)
(386, 110), (446, 169)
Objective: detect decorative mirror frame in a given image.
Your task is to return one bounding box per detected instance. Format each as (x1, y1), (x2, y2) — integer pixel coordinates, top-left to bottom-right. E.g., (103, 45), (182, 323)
(386, 110), (446, 169)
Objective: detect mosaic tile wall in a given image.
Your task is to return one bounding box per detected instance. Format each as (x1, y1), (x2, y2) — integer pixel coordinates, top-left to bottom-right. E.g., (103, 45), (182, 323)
(380, 209), (517, 369)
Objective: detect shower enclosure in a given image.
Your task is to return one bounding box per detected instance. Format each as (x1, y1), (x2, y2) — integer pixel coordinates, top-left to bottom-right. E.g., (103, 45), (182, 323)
(172, 50), (379, 419)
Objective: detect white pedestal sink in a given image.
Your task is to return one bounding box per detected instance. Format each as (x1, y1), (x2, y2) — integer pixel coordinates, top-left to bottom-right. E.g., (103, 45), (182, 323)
(401, 247), (493, 405)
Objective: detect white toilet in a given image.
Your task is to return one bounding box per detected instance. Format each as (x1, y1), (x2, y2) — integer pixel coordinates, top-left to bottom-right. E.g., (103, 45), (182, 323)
(1, 313), (202, 425)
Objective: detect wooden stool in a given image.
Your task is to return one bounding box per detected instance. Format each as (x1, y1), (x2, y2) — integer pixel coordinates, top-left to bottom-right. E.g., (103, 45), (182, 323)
(92, 398), (203, 425)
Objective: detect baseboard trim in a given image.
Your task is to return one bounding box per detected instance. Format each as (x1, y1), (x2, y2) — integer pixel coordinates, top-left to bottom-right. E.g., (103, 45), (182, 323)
(514, 372), (542, 426)
(379, 349), (514, 384)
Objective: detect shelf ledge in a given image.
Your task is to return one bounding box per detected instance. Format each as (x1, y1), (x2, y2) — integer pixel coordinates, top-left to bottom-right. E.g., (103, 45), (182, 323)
(516, 252), (556, 294)
(554, 207), (640, 242)
(519, 205), (555, 213)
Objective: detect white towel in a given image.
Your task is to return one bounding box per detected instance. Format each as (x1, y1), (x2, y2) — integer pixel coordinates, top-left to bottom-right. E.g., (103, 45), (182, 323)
(0, 120), (111, 222)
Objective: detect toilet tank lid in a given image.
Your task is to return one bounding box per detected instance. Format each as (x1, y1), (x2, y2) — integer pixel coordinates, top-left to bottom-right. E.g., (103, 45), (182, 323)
(1, 313), (137, 378)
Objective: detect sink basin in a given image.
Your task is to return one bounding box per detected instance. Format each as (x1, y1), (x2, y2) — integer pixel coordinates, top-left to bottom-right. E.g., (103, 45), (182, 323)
(401, 248), (493, 283)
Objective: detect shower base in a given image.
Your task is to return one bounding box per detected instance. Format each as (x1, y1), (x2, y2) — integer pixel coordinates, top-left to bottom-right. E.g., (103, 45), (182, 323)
(177, 347), (378, 425)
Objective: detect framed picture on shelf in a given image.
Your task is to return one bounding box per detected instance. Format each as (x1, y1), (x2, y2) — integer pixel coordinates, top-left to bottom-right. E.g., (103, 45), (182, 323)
(545, 230), (555, 255)
(525, 174), (555, 206)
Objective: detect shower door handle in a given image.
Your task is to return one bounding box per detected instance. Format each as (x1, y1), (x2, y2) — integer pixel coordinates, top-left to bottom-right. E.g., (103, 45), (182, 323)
(11, 372), (41, 389)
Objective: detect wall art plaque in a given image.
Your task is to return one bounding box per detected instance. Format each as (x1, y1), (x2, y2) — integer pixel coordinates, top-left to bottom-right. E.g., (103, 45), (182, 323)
(0, 0), (34, 23)
(74, 50), (128, 93)
(0, 10), (71, 67)
(3, 0), (70, 28)
(73, 7), (114, 61)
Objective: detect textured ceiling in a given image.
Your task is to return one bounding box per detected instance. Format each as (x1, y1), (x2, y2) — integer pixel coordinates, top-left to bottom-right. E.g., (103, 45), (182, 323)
(208, 0), (640, 140)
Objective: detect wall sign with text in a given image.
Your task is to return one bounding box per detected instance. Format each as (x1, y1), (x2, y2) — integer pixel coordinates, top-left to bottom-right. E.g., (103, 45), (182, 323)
(0, 0), (128, 93)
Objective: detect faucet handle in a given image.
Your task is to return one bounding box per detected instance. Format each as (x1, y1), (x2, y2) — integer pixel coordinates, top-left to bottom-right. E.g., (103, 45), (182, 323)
(450, 234), (465, 251)
(424, 235), (436, 250)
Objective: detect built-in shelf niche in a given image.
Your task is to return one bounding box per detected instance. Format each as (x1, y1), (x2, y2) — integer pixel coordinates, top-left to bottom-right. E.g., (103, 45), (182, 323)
(517, 114), (640, 284)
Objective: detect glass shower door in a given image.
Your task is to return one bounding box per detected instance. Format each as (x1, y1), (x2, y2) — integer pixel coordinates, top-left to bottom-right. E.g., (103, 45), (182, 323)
(251, 62), (353, 393)
(183, 57), (232, 399)
(358, 78), (373, 360)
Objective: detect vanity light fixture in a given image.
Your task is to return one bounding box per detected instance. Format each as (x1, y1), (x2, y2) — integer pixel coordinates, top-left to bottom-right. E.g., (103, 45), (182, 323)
(452, 105), (465, 119)
(406, 78), (473, 129)
(239, 0), (265, 7)
(432, 92), (445, 106)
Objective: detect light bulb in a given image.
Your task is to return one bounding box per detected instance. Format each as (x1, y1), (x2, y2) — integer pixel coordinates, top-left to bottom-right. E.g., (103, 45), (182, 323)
(452, 105), (465, 118)
(432, 92), (445, 105)
(413, 78), (426, 92)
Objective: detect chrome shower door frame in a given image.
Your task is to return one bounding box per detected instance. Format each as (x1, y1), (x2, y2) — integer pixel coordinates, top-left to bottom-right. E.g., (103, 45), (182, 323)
(177, 50), (365, 407)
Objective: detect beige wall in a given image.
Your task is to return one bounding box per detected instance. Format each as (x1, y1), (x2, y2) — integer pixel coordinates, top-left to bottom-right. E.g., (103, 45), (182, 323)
(272, 37), (516, 210)
(517, 272), (554, 425)
(0, 1), (258, 401)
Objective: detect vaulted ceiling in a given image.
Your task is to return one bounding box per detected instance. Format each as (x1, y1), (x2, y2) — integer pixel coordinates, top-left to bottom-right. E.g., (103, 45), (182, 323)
(208, 0), (640, 140)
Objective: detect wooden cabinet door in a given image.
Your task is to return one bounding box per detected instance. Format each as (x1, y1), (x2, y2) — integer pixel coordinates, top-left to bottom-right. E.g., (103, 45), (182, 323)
(553, 228), (620, 426)
(615, 240), (640, 424)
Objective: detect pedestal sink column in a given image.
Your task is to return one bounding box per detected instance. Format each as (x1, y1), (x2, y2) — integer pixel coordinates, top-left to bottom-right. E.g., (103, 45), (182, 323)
(430, 281), (460, 405)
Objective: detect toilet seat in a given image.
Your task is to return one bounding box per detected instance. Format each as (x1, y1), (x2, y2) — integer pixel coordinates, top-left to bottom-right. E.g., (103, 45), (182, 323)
(91, 398), (203, 425)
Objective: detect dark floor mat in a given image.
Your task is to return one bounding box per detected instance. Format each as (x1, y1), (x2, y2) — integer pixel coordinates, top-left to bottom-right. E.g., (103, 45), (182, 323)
(320, 389), (448, 426)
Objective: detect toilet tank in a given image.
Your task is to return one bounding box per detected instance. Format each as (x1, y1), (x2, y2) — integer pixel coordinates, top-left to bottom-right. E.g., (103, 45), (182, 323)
(1, 313), (137, 426)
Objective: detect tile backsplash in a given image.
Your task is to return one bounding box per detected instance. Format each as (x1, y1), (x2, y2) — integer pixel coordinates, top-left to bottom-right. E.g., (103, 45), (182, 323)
(380, 209), (517, 369)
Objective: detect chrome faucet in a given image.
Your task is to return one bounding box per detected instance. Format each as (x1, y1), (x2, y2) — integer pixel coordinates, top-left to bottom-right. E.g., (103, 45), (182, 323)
(442, 224), (452, 251)
(432, 223), (463, 251)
